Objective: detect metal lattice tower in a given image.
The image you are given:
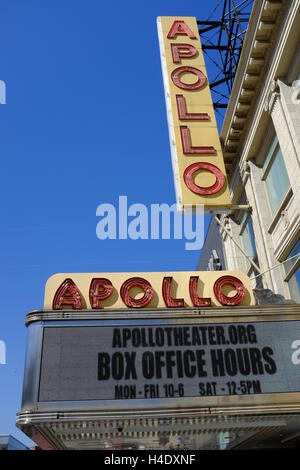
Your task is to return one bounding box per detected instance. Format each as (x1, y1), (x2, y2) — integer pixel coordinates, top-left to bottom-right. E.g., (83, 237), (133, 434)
(197, 0), (254, 115)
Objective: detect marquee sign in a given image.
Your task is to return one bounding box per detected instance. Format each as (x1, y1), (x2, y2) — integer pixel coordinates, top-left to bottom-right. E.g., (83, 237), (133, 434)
(38, 319), (300, 403)
(44, 271), (255, 310)
(17, 306), (300, 451)
(157, 16), (231, 211)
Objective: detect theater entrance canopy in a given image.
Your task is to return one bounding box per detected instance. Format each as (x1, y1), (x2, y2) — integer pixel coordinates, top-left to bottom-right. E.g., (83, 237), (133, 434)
(16, 302), (300, 450)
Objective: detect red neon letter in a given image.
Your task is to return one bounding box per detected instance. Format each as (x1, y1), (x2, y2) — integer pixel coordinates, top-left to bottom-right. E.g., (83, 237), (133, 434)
(171, 43), (198, 63)
(89, 278), (113, 309)
(167, 21), (197, 39)
(176, 95), (209, 121)
(53, 278), (83, 310)
(189, 276), (211, 307)
(171, 66), (206, 90)
(162, 277), (185, 308)
(120, 277), (153, 308)
(213, 275), (246, 306)
(183, 162), (225, 195)
(180, 126), (216, 154)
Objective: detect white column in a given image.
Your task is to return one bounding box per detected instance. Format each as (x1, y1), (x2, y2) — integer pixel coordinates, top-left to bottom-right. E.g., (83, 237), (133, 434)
(219, 214), (250, 273)
(264, 80), (300, 197)
(278, 79), (300, 165)
(242, 161), (289, 296)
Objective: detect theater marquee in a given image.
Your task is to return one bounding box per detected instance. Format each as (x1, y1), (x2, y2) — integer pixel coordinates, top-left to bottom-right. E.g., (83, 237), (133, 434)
(39, 320), (300, 403)
(18, 305), (300, 417)
(17, 305), (300, 450)
(157, 16), (231, 211)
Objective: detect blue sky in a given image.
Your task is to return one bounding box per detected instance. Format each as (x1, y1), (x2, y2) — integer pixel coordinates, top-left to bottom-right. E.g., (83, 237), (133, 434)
(0, 0), (226, 447)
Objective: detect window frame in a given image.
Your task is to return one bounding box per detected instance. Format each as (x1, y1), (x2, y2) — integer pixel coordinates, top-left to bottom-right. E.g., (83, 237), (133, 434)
(238, 211), (259, 277)
(283, 236), (300, 302)
(261, 136), (292, 220)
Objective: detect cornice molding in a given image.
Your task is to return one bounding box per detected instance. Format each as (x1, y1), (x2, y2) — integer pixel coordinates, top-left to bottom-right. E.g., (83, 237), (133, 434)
(235, 0), (300, 169)
(220, 0), (287, 173)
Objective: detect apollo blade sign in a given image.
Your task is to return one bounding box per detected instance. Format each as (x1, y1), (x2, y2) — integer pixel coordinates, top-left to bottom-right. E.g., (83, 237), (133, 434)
(157, 16), (231, 211)
(44, 271), (255, 310)
(38, 320), (300, 404)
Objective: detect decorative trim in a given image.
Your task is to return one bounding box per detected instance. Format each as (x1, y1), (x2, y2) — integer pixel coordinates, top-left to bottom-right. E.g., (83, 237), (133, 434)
(267, 187), (293, 234)
(220, 0), (288, 172)
(264, 79), (281, 114)
(241, 161), (251, 184)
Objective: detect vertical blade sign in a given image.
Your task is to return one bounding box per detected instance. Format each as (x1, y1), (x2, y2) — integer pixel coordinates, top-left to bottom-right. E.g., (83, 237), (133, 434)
(157, 16), (231, 211)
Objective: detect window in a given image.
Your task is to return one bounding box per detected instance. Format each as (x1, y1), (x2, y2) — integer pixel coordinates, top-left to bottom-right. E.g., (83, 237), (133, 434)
(240, 212), (257, 270)
(284, 237), (300, 303)
(262, 136), (291, 217)
(287, 269), (300, 303)
(239, 212), (262, 288)
(284, 237), (300, 273)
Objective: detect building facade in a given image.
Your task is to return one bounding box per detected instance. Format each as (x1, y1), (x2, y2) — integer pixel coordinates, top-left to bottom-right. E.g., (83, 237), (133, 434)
(15, 3), (300, 450)
(199, 0), (300, 306)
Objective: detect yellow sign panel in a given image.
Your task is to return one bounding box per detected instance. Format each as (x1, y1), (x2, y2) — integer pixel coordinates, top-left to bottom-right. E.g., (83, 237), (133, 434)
(44, 271), (255, 310)
(157, 16), (231, 211)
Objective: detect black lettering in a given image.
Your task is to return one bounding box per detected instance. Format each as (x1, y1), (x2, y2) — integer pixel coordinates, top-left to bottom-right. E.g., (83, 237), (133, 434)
(228, 326), (238, 344)
(141, 328), (148, 347)
(215, 326), (226, 345)
(196, 350), (207, 377)
(183, 350), (196, 377)
(165, 350), (176, 378)
(253, 380), (261, 393)
(115, 385), (123, 399)
(192, 327), (202, 345)
(206, 382), (216, 395)
(183, 327), (191, 346)
(247, 325), (257, 344)
(112, 329), (122, 348)
(198, 382), (217, 396)
(115, 385), (136, 399)
(176, 350), (184, 378)
(208, 326), (217, 345)
(237, 325), (248, 344)
(124, 352), (137, 379)
(155, 351), (165, 379)
(131, 329), (141, 347)
(111, 352), (124, 380)
(211, 349), (225, 376)
(148, 328), (155, 347)
(224, 349), (238, 376)
(174, 328), (184, 346)
(262, 347), (277, 374)
(165, 328), (173, 346)
(98, 353), (110, 380)
(142, 352), (154, 379)
(155, 328), (164, 347)
(249, 348), (264, 374)
(236, 348), (251, 375)
(199, 327), (208, 345)
(122, 329), (131, 348)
